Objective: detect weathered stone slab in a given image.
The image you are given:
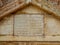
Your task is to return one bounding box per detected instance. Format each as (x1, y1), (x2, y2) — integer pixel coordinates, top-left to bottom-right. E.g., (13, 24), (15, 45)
(45, 15), (60, 36)
(14, 14), (44, 36)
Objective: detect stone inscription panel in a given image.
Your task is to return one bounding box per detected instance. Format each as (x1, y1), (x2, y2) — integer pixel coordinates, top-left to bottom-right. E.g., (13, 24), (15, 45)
(14, 14), (44, 36)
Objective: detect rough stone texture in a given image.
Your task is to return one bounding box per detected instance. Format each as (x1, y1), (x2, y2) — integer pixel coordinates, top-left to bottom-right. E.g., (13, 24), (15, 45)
(0, 15), (13, 35)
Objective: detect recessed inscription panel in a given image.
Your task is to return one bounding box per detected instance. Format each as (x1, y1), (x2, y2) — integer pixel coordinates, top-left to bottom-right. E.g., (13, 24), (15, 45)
(14, 14), (44, 36)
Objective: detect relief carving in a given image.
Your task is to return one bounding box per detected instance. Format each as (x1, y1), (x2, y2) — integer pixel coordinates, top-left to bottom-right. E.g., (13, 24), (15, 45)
(0, 0), (60, 41)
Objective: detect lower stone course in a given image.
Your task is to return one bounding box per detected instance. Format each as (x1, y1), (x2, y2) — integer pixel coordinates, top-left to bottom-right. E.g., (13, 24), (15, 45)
(0, 42), (60, 45)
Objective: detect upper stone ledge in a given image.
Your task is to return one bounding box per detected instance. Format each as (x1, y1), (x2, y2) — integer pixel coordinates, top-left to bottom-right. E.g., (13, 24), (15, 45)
(0, 0), (27, 13)
(33, 0), (60, 18)
(0, 0), (27, 8)
(0, 0), (27, 20)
